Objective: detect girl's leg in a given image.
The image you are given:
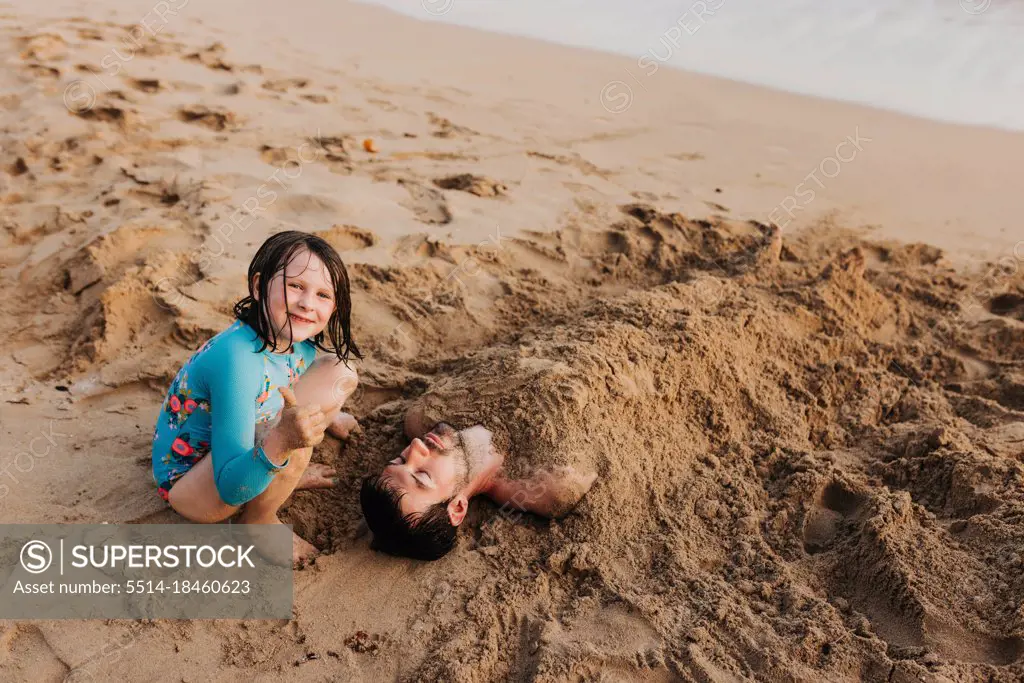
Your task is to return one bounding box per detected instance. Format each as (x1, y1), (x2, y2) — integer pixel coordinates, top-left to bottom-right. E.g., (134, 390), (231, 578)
(237, 356), (357, 521)
(170, 357), (358, 562)
(165, 445), (338, 524)
(166, 454), (239, 523)
(237, 357), (357, 562)
(166, 446), (322, 563)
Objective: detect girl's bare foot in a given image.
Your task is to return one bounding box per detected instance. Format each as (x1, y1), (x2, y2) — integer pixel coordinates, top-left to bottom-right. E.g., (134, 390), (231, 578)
(296, 463), (337, 490)
(292, 533), (318, 568)
(240, 517), (318, 568)
(327, 412), (359, 439)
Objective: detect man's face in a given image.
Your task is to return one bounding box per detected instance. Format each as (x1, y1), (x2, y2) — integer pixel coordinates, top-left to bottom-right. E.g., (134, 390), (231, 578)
(381, 422), (469, 517)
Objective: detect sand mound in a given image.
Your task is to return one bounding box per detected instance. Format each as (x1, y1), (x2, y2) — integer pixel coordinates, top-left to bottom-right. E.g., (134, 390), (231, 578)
(275, 206), (1024, 681)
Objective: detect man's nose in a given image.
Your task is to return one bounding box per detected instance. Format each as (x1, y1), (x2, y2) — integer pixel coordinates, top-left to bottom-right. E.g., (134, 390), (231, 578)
(407, 438), (430, 464)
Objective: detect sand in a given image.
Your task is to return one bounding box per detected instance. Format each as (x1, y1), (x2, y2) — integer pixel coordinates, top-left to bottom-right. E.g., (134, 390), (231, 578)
(0, 1), (1022, 681)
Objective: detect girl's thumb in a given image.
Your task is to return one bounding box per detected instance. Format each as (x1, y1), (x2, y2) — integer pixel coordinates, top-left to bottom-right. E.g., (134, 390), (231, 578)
(278, 386), (298, 408)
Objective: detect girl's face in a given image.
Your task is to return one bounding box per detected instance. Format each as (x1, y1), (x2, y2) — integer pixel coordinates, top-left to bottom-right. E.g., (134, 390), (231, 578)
(254, 248), (337, 350)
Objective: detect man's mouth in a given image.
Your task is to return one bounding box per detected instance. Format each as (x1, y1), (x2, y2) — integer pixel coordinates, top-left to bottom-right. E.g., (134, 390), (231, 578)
(424, 433), (444, 450)
(289, 313), (315, 325)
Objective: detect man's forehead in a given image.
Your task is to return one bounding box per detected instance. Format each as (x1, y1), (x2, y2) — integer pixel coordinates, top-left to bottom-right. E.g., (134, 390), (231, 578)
(380, 469), (410, 499)
(380, 469), (432, 516)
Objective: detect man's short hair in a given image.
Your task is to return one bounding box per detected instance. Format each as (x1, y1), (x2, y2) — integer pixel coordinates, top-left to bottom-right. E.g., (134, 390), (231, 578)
(359, 475), (458, 561)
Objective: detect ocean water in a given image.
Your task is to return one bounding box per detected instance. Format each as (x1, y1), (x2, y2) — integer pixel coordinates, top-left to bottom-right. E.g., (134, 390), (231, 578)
(357, 0), (1024, 131)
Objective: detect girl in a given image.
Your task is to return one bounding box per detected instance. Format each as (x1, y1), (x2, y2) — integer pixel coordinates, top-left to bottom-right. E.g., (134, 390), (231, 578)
(151, 231), (360, 565)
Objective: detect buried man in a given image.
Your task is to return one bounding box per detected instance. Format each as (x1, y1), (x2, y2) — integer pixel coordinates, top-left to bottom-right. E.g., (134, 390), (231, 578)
(359, 401), (598, 561)
(359, 215), (795, 561)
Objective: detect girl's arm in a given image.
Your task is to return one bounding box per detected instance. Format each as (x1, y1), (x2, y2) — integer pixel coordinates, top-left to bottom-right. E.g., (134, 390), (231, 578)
(202, 340), (290, 506)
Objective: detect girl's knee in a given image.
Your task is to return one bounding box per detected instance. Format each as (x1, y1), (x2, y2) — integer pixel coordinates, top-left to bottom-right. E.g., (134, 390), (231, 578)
(329, 362), (358, 403)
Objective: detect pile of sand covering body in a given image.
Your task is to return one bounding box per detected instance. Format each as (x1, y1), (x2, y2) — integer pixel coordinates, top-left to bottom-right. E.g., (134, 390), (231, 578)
(280, 206), (1024, 682)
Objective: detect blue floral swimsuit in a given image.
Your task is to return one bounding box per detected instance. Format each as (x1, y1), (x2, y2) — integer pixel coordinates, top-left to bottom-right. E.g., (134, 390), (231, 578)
(151, 319), (316, 505)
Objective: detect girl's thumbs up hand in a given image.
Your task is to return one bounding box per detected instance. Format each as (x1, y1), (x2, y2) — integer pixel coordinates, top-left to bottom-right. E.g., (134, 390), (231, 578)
(273, 386), (328, 450)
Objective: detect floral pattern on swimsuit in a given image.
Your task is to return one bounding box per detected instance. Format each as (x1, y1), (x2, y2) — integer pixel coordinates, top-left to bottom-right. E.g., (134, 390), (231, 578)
(155, 365), (213, 501)
(151, 320), (314, 504)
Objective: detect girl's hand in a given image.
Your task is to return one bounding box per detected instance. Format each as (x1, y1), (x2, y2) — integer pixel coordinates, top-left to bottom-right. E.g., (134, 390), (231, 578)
(273, 386), (330, 450)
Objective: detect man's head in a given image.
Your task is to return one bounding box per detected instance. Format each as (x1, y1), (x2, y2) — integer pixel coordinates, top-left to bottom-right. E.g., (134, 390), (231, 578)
(361, 422), (502, 560)
(360, 422), (473, 561)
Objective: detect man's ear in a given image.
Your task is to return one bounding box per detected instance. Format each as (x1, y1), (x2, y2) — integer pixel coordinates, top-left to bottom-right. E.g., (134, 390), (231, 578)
(446, 494), (470, 527)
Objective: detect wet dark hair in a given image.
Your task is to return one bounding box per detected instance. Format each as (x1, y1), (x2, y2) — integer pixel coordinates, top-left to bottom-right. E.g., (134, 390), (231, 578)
(359, 475), (458, 561)
(233, 230), (360, 362)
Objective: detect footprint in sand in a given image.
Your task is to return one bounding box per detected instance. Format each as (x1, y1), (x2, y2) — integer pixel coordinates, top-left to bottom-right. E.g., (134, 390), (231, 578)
(313, 225), (377, 252)
(125, 77), (163, 94)
(527, 150), (609, 178)
(24, 63), (60, 79)
(7, 158), (28, 176)
(398, 179), (453, 225)
(434, 173), (507, 198)
(259, 137), (351, 173)
(261, 77), (309, 93)
(1, 624), (69, 681)
(177, 105), (243, 131)
(389, 233), (455, 267)
(427, 112), (477, 139)
(801, 480), (865, 554)
(76, 27), (104, 41)
(17, 33), (68, 61)
(75, 96), (137, 129)
(183, 42), (234, 71)
(988, 292), (1024, 321)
